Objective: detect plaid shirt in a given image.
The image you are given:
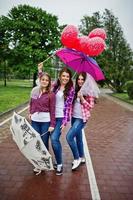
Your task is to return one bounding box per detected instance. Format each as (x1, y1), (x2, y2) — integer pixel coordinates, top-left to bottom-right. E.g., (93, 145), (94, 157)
(80, 96), (95, 122)
(55, 86), (75, 126)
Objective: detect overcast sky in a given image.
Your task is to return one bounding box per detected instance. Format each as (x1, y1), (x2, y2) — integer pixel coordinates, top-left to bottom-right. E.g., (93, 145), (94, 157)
(0, 0), (133, 49)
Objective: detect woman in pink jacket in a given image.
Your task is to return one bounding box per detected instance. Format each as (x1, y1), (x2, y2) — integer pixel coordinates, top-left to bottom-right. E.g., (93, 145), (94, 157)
(29, 72), (56, 152)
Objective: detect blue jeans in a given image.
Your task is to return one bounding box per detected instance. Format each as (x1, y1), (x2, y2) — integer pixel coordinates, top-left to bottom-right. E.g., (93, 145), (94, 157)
(66, 117), (86, 160)
(50, 118), (63, 165)
(31, 121), (50, 150)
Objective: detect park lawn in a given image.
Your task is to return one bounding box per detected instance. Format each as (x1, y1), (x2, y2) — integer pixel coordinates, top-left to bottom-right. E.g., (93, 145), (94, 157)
(111, 93), (133, 105)
(0, 79), (33, 87)
(0, 85), (32, 114)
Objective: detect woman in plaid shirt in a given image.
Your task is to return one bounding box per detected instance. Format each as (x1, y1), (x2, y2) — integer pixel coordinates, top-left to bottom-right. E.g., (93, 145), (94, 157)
(66, 72), (100, 171)
(38, 63), (75, 175)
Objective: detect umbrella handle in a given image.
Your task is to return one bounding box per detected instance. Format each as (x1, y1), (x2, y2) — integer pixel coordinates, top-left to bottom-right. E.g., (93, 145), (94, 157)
(72, 71), (77, 80)
(42, 53), (55, 63)
(41, 131), (49, 137)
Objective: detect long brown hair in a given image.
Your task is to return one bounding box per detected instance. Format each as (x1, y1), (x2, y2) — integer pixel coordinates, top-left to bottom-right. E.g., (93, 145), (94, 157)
(39, 72), (51, 93)
(53, 67), (73, 101)
(74, 72), (87, 101)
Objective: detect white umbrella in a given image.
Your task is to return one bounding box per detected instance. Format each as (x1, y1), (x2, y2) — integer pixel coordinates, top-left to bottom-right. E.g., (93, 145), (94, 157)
(80, 73), (100, 98)
(10, 112), (54, 174)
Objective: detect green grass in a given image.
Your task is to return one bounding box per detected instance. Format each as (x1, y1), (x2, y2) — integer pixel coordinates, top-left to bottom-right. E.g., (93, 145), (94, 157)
(0, 80), (32, 114)
(0, 79), (33, 87)
(0, 79), (133, 114)
(111, 93), (133, 105)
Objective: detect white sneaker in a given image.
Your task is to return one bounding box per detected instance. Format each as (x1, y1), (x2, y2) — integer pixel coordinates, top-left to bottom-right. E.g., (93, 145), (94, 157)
(80, 157), (86, 164)
(56, 164), (63, 175)
(72, 159), (81, 171)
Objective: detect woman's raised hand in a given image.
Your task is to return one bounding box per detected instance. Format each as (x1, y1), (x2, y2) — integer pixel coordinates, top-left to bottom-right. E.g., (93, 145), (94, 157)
(77, 91), (85, 102)
(38, 62), (43, 72)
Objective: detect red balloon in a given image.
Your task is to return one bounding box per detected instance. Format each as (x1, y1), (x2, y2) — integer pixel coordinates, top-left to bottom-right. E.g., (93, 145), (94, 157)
(61, 25), (79, 48)
(79, 36), (90, 54)
(72, 37), (82, 51)
(86, 37), (106, 56)
(88, 28), (107, 40)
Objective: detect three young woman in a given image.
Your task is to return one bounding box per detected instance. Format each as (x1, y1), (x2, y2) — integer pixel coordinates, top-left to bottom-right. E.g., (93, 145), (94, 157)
(33, 63), (99, 175)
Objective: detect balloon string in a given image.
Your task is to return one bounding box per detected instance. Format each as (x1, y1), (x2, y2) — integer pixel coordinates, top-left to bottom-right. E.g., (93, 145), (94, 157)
(72, 62), (81, 79)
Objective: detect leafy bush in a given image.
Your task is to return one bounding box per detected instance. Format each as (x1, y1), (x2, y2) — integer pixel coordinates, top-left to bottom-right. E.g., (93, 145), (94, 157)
(126, 81), (133, 99)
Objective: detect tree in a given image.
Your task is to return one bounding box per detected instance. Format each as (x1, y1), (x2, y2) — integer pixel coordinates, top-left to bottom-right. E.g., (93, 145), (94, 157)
(0, 4), (61, 86)
(79, 11), (103, 35)
(0, 15), (12, 86)
(79, 9), (133, 92)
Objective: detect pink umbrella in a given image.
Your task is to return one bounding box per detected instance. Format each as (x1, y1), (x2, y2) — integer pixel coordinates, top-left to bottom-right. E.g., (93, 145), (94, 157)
(55, 48), (105, 81)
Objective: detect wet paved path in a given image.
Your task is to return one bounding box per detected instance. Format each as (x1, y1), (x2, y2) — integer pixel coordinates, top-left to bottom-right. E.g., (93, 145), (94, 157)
(0, 95), (133, 200)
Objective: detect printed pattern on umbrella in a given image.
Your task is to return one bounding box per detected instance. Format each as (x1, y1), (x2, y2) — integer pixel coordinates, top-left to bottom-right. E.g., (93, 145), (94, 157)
(10, 112), (54, 171)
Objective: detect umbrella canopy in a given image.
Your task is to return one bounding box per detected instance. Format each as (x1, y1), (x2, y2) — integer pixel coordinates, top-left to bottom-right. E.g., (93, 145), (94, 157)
(10, 112), (54, 172)
(80, 73), (100, 98)
(55, 48), (105, 81)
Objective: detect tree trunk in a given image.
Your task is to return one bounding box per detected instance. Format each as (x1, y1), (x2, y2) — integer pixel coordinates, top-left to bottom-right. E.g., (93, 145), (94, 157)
(33, 72), (37, 87)
(4, 60), (7, 87)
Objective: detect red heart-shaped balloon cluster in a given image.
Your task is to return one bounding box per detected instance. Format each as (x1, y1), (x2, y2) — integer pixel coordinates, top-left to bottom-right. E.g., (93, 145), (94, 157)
(61, 25), (106, 57)
(88, 28), (107, 40)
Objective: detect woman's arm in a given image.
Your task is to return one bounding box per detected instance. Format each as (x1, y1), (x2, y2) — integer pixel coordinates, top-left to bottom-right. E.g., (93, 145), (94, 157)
(37, 62), (43, 79)
(38, 62), (43, 73)
(78, 91), (95, 110)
